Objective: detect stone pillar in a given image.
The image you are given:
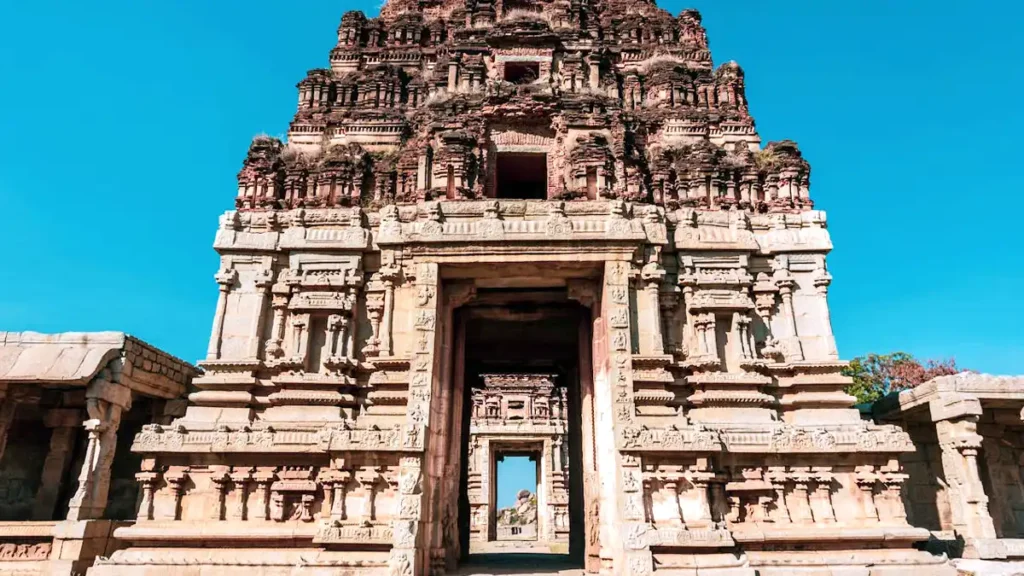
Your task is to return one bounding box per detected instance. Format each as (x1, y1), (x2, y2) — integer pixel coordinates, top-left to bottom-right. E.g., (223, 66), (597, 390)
(638, 249), (666, 355)
(230, 467), (253, 520)
(935, 417), (998, 542)
(252, 467), (276, 521)
(854, 466), (879, 522)
(598, 260), (651, 575)
(265, 283), (290, 359)
(31, 408), (81, 520)
(66, 379), (131, 521)
(379, 263), (399, 356)
(786, 470), (815, 525)
(363, 291), (384, 357)
(390, 262), (440, 576)
(248, 268), (273, 359)
(135, 471), (160, 521)
(206, 267), (237, 360)
(0, 386), (19, 463)
(808, 470), (836, 523)
(772, 262), (804, 361)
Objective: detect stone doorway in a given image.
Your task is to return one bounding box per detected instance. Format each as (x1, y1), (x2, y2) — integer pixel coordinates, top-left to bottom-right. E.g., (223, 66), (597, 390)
(444, 288), (594, 570)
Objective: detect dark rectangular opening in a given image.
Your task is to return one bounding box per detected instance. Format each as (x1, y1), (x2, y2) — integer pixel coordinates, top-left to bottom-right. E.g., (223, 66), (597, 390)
(504, 62), (539, 85)
(497, 153), (547, 200)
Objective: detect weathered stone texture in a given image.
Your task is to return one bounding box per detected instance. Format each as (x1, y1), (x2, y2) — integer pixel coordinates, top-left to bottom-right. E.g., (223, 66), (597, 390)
(91, 0), (959, 573)
(10, 0), (1023, 574)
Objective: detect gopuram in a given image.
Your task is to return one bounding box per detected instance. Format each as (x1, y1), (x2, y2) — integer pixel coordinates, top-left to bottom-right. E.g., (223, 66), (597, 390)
(9, 0), (1016, 574)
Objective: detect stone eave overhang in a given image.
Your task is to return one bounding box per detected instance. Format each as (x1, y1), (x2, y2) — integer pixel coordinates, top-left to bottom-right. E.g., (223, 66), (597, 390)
(873, 372), (1024, 422)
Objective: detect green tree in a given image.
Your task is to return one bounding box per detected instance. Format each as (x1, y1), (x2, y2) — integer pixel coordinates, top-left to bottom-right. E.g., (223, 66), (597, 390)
(843, 352), (963, 404)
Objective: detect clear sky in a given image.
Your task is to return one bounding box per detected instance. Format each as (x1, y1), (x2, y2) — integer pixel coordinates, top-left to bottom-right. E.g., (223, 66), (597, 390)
(1, 0), (1021, 379)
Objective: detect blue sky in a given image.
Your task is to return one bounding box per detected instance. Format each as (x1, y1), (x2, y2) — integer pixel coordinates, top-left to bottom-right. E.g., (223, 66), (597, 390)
(1, 0), (1021, 379)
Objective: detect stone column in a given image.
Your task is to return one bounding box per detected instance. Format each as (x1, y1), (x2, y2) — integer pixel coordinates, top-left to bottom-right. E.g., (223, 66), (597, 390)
(66, 379), (131, 521)
(639, 250), (666, 355)
(252, 468), (276, 521)
(854, 466), (879, 522)
(936, 416), (997, 541)
(599, 261), (650, 575)
(390, 262), (440, 576)
(206, 267), (237, 360)
(211, 467), (231, 521)
(379, 263), (399, 356)
(808, 470), (836, 523)
(247, 268), (273, 359)
(363, 291), (384, 357)
(772, 265), (804, 361)
(681, 471), (714, 527)
(31, 408), (81, 520)
(265, 284), (290, 359)
(135, 471), (160, 521)
(0, 386), (19, 463)
(786, 471), (814, 525)
(230, 467), (253, 520)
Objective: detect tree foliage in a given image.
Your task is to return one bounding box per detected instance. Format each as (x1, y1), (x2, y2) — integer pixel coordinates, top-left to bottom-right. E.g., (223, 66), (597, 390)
(843, 352), (963, 405)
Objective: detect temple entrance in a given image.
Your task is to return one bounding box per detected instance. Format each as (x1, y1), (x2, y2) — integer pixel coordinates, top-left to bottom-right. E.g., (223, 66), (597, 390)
(446, 286), (592, 573)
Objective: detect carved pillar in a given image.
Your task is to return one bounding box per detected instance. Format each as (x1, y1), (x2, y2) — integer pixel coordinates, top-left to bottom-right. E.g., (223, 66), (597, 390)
(681, 471), (714, 527)
(363, 291), (385, 357)
(808, 470), (836, 523)
(230, 468), (253, 520)
(207, 267), (237, 360)
(854, 466), (879, 522)
(345, 291), (358, 360)
(165, 469), (189, 521)
(0, 387), (19, 463)
(773, 268), (804, 361)
(329, 470), (353, 520)
(253, 468), (276, 521)
(656, 475), (682, 525)
(878, 471), (908, 523)
(66, 380), (130, 521)
(135, 471), (160, 521)
(639, 249), (666, 355)
(357, 469), (381, 524)
(31, 409), (80, 520)
(249, 268), (273, 359)
(753, 275), (781, 360)
(380, 263), (399, 356)
(265, 284), (290, 359)
(786, 470), (814, 525)
(326, 314), (345, 362)
(289, 314), (310, 365)
(211, 468), (231, 521)
(766, 468), (791, 523)
(936, 417), (997, 540)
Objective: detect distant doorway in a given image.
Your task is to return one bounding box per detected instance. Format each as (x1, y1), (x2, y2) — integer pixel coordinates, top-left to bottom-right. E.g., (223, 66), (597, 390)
(496, 153), (547, 200)
(495, 453), (539, 542)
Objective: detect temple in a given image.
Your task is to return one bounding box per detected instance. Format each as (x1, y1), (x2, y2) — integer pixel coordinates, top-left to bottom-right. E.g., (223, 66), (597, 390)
(2, 0), (1022, 574)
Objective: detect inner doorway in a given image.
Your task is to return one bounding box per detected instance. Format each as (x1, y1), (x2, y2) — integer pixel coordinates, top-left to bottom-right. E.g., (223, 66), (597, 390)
(453, 290), (590, 569)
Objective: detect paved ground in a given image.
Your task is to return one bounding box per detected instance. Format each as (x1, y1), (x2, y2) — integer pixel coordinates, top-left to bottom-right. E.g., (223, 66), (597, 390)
(452, 553), (584, 576)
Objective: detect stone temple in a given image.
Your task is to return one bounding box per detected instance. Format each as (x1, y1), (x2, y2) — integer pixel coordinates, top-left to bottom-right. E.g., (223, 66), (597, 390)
(2, 0), (1023, 575)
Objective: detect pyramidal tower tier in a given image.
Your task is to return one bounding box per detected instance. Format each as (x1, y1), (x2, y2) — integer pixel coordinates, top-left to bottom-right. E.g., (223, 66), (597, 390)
(93, 1), (954, 575)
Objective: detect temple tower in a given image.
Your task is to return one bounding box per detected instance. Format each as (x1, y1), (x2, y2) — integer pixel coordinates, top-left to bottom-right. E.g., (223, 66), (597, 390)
(92, 1), (955, 575)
